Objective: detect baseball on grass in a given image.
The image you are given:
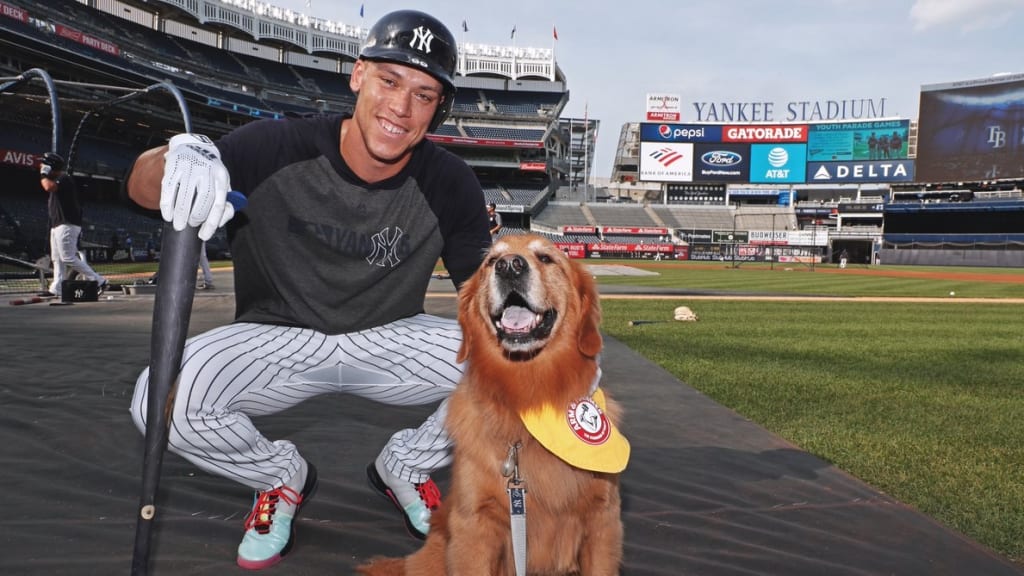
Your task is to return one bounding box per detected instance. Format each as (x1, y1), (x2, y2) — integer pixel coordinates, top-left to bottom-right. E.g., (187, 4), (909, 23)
(949, 291), (955, 296)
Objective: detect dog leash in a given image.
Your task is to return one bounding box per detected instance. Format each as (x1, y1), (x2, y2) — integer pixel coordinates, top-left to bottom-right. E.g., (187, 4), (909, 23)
(503, 441), (527, 576)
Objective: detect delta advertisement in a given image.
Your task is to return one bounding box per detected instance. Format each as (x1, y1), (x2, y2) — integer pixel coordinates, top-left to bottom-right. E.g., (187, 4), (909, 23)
(639, 121), (916, 184)
(916, 73), (1024, 182)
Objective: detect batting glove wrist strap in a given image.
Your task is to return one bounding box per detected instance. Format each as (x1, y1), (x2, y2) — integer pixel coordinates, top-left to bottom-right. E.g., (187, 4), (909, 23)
(161, 133), (234, 241)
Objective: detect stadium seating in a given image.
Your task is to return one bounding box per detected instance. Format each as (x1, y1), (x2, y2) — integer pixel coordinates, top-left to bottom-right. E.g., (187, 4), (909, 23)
(463, 126), (545, 141)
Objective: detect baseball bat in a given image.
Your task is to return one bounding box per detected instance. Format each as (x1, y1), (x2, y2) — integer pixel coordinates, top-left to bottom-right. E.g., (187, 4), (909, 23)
(131, 192), (246, 575)
(628, 320), (669, 326)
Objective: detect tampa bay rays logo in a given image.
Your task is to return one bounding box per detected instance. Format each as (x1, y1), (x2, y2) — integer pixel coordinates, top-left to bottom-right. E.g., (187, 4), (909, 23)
(367, 226), (404, 267)
(409, 26), (434, 53)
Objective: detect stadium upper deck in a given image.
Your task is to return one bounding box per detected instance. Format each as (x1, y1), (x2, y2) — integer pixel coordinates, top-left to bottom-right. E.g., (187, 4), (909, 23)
(0, 0), (573, 192)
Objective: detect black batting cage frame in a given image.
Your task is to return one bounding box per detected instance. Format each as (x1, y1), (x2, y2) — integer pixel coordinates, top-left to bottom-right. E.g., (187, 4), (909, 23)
(1, 67), (204, 575)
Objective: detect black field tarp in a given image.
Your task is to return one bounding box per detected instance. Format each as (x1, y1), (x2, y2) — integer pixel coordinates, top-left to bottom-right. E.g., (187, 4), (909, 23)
(1, 276), (1020, 575)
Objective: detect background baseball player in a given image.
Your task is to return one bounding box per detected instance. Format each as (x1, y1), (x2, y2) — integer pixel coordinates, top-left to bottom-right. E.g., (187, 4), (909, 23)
(39, 152), (108, 297)
(125, 10), (490, 570)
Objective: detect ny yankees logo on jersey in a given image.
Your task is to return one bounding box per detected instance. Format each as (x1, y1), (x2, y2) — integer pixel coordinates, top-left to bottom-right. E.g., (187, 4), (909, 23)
(367, 226), (405, 267)
(409, 26), (434, 53)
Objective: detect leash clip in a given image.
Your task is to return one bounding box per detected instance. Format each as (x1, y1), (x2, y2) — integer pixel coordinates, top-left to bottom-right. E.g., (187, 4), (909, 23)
(502, 441), (525, 487)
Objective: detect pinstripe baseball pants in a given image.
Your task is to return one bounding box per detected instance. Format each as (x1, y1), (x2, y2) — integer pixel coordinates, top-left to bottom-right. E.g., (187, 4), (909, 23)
(129, 314), (462, 492)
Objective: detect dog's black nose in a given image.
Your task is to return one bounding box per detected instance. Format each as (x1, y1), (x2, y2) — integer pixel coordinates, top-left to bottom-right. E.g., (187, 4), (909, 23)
(495, 254), (528, 278)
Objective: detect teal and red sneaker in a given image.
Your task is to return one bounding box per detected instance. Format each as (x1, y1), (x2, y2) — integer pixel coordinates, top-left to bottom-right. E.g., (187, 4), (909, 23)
(236, 461), (318, 570)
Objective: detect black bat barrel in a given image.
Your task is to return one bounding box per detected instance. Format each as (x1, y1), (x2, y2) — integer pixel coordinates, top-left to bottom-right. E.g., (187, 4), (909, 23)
(130, 222), (201, 575)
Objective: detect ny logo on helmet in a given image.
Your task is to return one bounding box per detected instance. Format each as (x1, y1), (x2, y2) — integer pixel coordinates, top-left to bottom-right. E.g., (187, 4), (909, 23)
(410, 26), (434, 53)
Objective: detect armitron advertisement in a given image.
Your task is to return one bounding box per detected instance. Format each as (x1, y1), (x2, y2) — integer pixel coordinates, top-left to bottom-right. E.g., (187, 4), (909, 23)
(646, 93), (682, 122)
(916, 73), (1024, 182)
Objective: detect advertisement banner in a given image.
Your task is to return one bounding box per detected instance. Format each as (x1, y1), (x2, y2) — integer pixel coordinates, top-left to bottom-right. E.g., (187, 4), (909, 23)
(723, 124), (808, 143)
(692, 143), (750, 181)
(646, 93), (682, 122)
(1, 1), (29, 22)
(749, 144), (807, 183)
(55, 24), (120, 56)
(588, 243), (674, 255)
(807, 119), (910, 161)
(639, 123), (722, 143)
(426, 134), (544, 148)
(676, 229), (714, 243)
(752, 229), (828, 246)
(807, 159), (915, 183)
(519, 162), (546, 171)
(1, 148), (40, 168)
(639, 142), (694, 182)
(601, 226), (669, 235)
(916, 73), (1024, 182)
(562, 225), (596, 234)
(554, 243), (587, 258)
(712, 230), (748, 243)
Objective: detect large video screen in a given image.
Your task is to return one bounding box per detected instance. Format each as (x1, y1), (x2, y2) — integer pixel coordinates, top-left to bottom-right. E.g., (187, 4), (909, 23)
(916, 74), (1024, 182)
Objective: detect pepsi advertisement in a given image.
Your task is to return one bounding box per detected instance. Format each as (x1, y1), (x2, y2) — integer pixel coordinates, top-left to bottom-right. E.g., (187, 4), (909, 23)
(640, 123), (722, 142)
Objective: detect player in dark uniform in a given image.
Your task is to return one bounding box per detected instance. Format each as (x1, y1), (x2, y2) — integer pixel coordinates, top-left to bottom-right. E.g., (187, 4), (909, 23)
(125, 10), (490, 569)
(39, 152), (107, 297)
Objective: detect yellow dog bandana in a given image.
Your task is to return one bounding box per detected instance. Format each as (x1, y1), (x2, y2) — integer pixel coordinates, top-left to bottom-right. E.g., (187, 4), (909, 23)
(520, 387), (630, 473)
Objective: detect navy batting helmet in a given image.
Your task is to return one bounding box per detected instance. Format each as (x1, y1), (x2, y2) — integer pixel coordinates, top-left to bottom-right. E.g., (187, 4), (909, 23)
(359, 10), (457, 132)
(40, 152), (65, 178)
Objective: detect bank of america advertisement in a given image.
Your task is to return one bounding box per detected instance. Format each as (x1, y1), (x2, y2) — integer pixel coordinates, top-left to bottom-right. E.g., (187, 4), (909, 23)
(916, 73), (1024, 182)
(639, 142), (694, 182)
(807, 119), (910, 161)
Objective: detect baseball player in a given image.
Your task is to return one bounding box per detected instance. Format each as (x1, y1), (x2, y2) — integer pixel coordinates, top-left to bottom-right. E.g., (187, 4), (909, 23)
(125, 10), (490, 570)
(197, 241), (214, 289)
(39, 152), (108, 297)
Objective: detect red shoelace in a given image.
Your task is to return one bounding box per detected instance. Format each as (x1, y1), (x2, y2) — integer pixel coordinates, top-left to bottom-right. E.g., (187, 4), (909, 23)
(243, 485), (302, 534)
(415, 479), (442, 510)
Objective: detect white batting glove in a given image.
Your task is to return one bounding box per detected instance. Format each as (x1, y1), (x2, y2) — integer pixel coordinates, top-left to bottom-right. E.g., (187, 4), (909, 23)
(160, 133), (234, 242)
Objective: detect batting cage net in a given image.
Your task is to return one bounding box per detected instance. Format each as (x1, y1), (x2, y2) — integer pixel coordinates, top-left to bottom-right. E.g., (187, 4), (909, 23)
(0, 68), (231, 297)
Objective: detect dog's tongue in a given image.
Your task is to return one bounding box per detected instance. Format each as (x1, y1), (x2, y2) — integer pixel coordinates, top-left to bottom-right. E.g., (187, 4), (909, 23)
(501, 306), (536, 333)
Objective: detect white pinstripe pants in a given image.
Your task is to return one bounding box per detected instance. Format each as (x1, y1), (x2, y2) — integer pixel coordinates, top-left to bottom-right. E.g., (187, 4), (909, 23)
(129, 314), (462, 492)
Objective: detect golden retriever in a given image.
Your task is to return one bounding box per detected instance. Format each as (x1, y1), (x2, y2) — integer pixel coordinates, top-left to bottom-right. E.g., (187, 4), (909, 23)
(359, 233), (629, 576)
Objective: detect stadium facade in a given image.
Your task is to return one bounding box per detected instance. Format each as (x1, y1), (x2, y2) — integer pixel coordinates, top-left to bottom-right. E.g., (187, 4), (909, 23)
(607, 76), (1024, 268)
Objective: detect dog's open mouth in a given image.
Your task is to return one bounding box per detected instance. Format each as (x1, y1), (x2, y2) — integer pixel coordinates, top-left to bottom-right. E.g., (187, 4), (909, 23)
(492, 292), (557, 352)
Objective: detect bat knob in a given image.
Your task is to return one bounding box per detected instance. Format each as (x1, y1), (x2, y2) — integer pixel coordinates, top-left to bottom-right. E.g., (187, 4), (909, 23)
(227, 190), (248, 212)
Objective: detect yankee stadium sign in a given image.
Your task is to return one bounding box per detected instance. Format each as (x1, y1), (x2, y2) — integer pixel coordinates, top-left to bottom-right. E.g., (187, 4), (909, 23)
(693, 98), (888, 123)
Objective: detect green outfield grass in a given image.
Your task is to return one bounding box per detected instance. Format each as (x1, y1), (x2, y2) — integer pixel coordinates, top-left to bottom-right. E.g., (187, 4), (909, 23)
(594, 259), (1024, 299)
(597, 271), (1024, 563)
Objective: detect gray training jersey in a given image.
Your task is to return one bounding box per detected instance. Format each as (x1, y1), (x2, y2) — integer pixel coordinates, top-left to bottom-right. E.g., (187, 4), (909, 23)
(217, 114), (491, 335)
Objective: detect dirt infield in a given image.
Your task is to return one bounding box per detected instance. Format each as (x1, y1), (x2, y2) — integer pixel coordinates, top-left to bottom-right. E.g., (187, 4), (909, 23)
(630, 261), (1024, 284)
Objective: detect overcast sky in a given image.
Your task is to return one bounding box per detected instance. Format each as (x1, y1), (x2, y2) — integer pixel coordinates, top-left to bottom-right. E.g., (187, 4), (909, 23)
(268, 0), (1024, 177)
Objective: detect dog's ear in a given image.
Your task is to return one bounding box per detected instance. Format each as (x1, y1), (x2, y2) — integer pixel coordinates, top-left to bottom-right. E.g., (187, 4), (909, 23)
(455, 272), (479, 364)
(575, 263), (603, 358)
